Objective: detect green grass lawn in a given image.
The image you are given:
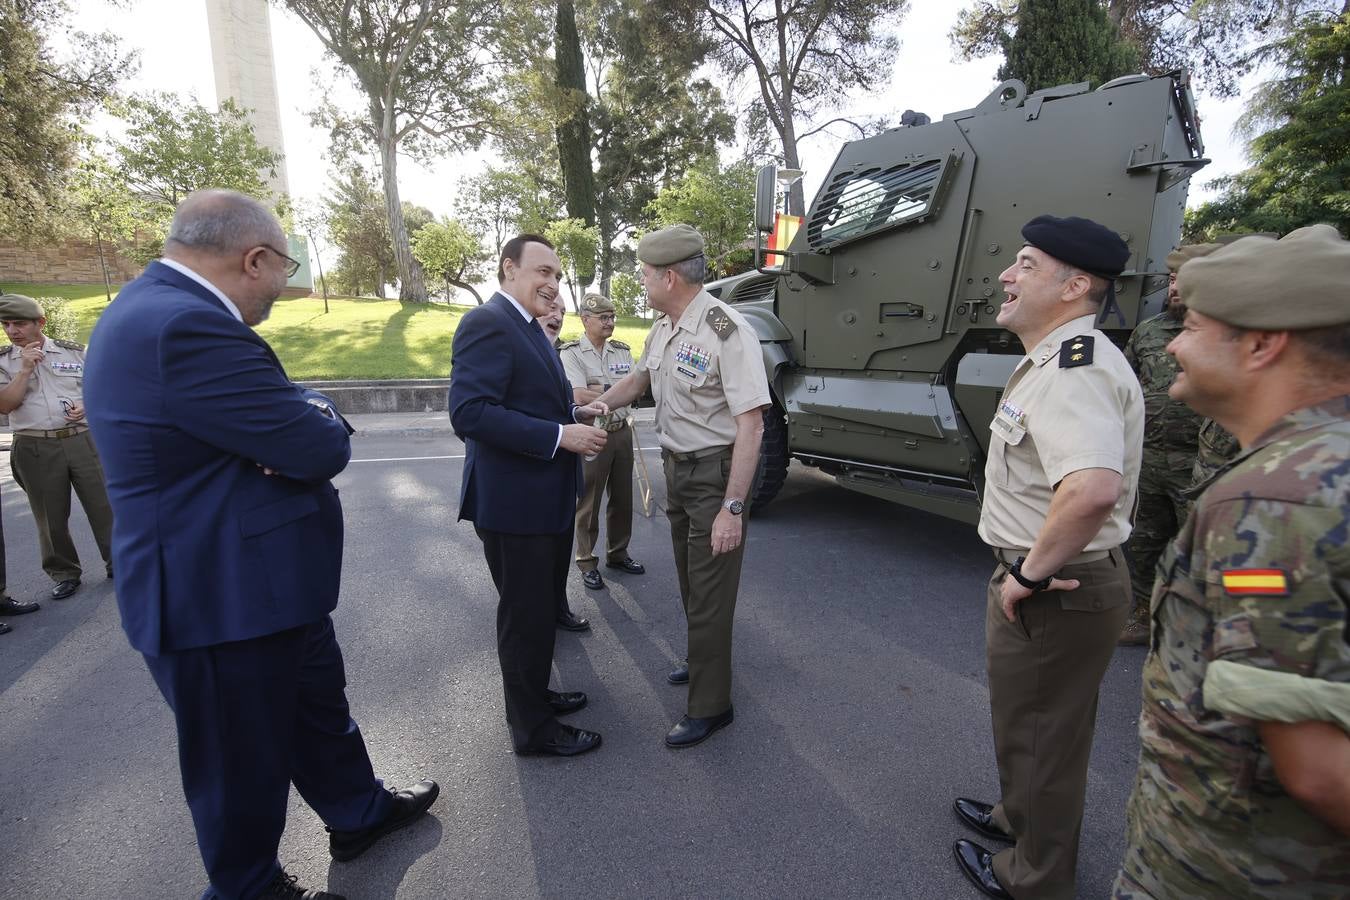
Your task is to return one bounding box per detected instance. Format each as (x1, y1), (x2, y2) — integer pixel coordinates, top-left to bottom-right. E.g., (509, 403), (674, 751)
(0, 282), (654, 381)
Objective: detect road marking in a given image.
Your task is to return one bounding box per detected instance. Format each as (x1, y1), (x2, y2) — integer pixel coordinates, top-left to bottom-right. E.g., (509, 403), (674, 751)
(349, 447), (665, 464)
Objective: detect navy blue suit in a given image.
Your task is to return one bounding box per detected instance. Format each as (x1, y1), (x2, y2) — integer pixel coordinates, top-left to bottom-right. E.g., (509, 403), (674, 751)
(84, 261), (391, 899)
(450, 292), (582, 747)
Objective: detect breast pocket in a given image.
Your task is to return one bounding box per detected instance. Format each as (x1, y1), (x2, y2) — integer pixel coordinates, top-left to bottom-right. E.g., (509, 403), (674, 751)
(987, 413), (1026, 486)
(672, 361), (710, 391)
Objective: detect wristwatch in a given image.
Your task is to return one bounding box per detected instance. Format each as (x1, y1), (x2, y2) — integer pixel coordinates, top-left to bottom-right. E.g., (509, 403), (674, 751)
(1009, 557), (1052, 592)
(722, 498), (745, 516)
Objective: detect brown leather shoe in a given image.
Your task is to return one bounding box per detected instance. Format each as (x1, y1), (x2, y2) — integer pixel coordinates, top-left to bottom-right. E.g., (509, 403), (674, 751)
(1118, 619), (1149, 646)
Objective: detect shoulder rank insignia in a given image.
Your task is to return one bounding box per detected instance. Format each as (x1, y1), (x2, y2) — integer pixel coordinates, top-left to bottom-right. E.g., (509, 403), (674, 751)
(1058, 335), (1094, 368)
(1220, 569), (1290, 596)
(706, 306), (736, 340)
(52, 338), (86, 351)
(609, 339), (629, 350)
(559, 339), (581, 351)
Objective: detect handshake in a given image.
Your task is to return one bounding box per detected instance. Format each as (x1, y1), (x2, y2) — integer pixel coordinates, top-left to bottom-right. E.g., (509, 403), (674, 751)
(562, 400), (611, 457)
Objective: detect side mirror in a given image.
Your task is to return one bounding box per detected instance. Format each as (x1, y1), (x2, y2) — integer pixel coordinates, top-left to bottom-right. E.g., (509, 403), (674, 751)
(754, 164), (778, 233)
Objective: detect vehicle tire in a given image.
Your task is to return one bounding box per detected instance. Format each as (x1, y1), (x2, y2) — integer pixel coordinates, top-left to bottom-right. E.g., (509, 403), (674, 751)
(751, 403), (790, 513)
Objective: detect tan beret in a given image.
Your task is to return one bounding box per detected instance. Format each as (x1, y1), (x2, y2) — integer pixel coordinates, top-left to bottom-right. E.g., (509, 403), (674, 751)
(1164, 243), (1221, 272)
(0, 294), (44, 320)
(637, 224), (705, 266)
(580, 292), (615, 315)
(1180, 224), (1350, 329)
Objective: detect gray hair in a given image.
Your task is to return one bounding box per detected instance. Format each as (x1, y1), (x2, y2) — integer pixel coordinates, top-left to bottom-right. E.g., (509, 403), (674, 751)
(166, 189), (282, 254)
(667, 254), (706, 286)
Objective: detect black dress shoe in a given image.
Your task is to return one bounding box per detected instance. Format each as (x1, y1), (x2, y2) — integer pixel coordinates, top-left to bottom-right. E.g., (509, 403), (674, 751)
(954, 797), (1013, 843)
(328, 779), (439, 862)
(605, 557), (645, 574)
(261, 868), (346, 899)
(51, 579), (80, 600)
(547, 690), (588, 715)
(581, 569), (604, 590)
(556, 610), (590, 632)
(953, 839), (1013, 899)
(0, 597), (39, 616)
(665, 707), (734, 748)
(0, 622), (11, 635)
(105, 563), (113, 579)
(666, 660), (689, 685)
(517, 723), (602, 757)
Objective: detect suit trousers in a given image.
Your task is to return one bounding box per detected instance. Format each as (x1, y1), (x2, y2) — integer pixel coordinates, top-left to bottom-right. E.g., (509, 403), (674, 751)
(142, 616), (391, 900)
(985, 548), (1130, 900)
(475, 525), (572, 749)
(573, 425), (634, 571)
(663, 448), (746, 718)
(10, 430), (113, 582)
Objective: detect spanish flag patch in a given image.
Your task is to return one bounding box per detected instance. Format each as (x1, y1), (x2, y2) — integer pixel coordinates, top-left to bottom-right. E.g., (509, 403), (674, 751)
(1220, 569), (1290, 596)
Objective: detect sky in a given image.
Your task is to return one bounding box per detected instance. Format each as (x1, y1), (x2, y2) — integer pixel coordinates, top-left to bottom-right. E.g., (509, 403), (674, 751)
(70, 0), (1251, 262)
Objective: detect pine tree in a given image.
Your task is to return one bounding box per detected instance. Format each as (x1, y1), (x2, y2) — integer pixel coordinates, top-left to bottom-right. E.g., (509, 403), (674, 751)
(998, 0), (1139, 92)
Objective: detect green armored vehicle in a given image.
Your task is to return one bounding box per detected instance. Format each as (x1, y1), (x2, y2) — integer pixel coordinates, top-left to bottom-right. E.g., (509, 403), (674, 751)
(713, 72), (1208, 523)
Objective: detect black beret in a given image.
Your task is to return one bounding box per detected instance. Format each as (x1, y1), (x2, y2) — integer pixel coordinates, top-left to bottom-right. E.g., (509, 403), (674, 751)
(1021, 215), (1130, 280)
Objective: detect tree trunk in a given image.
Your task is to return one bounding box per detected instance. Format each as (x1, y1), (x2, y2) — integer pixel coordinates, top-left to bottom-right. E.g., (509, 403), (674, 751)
(375, 115), (426, 301)
(780, 113), (806, 215)
(376, 267), (387, 299)
(597, 205), (616, 297)
(555, 0), (597, 287)
(308, 228), (330, 313)
(449, 277), (483, 304)
(93, 229), (113, 303)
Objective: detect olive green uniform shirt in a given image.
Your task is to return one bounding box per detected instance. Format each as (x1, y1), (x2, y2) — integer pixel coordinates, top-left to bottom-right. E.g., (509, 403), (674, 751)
(978, 314), (1144, 552)
(640, 289), (770, 453)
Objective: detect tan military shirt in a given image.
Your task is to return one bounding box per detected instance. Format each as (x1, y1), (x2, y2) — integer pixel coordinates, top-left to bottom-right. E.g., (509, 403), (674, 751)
(560, 338), (634, 421)
(641, 289), (770, 454)
(978, 314), (1143, 552)
(0, 337), (90, 431)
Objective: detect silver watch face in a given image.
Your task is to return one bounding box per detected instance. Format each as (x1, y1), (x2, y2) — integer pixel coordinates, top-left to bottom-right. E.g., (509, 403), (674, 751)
(726, 499), (745, 515)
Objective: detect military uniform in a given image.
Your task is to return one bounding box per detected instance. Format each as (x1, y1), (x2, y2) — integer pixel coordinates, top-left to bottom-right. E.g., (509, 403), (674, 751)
(642, 287), (769, 718)
(1113, 397), (1350, 899)
(560, 335), (636, 573)
(0, 329), (113, 587)
(1121, 311), (1202, 635)
(978, 314), (1143, 899)
(1188, 416), (1240, 495)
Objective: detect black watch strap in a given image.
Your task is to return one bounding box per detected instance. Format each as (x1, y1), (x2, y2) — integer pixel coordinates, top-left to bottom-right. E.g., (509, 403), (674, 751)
(1009, 557), (1052, 592)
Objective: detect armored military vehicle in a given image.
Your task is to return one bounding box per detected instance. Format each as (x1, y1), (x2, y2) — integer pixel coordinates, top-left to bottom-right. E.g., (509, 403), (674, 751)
(713, 72), (1207, 523)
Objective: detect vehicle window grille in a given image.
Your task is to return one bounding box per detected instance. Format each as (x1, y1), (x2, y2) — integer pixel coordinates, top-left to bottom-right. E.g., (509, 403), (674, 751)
(728, 277), (776, 305)
(808, 158), (943, 249)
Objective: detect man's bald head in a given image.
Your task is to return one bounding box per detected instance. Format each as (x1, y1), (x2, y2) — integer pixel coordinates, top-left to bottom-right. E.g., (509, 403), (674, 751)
(167, 189), (284, 256)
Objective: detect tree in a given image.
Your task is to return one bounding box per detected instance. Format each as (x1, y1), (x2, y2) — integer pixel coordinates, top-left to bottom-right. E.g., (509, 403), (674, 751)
(544, 218), (601, 308)
(66, 150), (136, 302)
(555, 0), (598, 265)
(996, 0), (1138, 92)
(294, 201), (330, 312)
(325, 164), (394, 298)
(952, 1), (1344, 98)
(411, 217), (490, 304)
(1186, 9), (1350, 238)
(0, 0), (134, 239)
(646, 158), (756, 277)
(662, 0), (909, 214)
(115, 93), (281, 208)
(609, 271), (642, 316)
(282, 0), (514, 301)
(458, 167), (562, 254)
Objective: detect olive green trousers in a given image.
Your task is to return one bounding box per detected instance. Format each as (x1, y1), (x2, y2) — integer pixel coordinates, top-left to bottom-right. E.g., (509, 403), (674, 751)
(11, 430), (113, 582)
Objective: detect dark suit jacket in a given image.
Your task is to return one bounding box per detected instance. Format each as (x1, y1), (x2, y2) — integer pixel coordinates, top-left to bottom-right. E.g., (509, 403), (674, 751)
(84, 261), (354, 656)
(449, 292), (581, 534)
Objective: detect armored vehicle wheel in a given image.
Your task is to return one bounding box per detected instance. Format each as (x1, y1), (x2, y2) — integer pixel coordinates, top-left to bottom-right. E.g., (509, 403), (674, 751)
(751, 403), (789, 513)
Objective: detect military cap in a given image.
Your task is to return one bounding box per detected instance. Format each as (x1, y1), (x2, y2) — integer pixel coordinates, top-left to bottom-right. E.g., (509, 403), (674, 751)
(580, 292), (615, 315)
(1179, 224), (1350, 329)
(0, 294), (44, 321)
(1021, 214), (1130, 280)
(1165, 243), (1221, 272)
(637, 224), (705, 266)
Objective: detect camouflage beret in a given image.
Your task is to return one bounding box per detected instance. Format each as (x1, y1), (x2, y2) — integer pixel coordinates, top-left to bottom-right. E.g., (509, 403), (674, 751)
(0, 294), (44, 320)
(1021, 214), (1130, 279)
(1180, 224), (1350, 330)
(1164, 243), (1221, 272)
(580, 292), (615, 315)
(637, 224), (705, 266)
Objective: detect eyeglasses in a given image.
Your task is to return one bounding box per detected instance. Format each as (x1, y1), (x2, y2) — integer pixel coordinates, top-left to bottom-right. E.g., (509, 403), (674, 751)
(260, 245), (302, 278)
(587, 313), (617, 323)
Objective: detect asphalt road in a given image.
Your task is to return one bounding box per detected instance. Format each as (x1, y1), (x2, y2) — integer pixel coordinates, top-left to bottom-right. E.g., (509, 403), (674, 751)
(0, 424), (1150, 899)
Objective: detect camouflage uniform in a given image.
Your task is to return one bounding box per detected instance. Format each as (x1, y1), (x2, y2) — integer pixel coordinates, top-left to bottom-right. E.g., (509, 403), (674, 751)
(1121, 313), (1202, 637)
(1187, 416), (1241, 497)
(1113, 395), (1350, 899)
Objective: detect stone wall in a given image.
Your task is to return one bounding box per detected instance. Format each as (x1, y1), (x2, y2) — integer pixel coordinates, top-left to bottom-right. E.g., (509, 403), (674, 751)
(0, 238), (141, 285)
